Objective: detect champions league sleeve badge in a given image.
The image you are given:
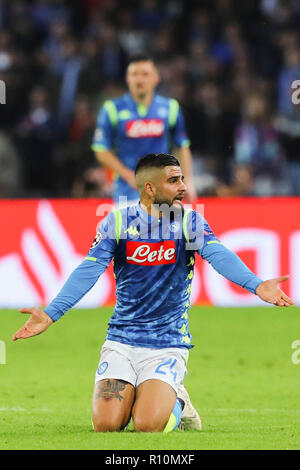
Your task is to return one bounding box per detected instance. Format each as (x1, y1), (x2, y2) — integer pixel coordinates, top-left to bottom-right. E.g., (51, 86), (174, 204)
(91, 232), (103, 249)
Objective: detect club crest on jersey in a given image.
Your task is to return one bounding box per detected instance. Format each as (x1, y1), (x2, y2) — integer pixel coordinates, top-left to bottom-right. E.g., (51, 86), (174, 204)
(91, 232), (103, 249)
(170, 222), (180, 233)
(126, 241), (176, 265)
(125, 119), (164, 138)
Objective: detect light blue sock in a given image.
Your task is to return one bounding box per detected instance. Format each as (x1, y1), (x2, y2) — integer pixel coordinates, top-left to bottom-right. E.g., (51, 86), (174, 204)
(163, 398), (184, 433)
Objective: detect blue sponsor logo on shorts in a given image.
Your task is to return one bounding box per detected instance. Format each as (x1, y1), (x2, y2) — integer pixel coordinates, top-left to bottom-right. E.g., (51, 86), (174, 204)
(97, 361), (108, 375)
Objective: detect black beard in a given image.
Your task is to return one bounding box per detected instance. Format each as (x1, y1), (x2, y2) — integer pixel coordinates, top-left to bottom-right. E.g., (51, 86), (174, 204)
(152, 198), (184, 219)
(153, 196), (172, 207)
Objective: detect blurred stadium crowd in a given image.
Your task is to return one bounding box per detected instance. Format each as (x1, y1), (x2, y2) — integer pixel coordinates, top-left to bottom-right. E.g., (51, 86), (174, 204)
(0, 0), (300, 198)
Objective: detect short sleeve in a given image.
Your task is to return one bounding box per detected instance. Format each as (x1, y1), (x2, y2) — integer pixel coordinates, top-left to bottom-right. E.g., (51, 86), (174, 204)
(91, 101), (115, 152)
(172, 104), (191, 148)
(185, 210), (221, 255)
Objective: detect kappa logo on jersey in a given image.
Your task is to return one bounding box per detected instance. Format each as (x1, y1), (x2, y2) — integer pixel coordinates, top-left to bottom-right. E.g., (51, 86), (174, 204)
(124, 226), (140, 237)
(125, 119), (164, 138)
(91, 232), (103, 249)
(126, 241), (176, 265)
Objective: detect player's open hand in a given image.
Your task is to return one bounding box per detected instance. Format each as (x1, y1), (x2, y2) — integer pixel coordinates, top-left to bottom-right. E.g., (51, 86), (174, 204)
(12, 308), (53, 341)
(255, 275), (294, 307)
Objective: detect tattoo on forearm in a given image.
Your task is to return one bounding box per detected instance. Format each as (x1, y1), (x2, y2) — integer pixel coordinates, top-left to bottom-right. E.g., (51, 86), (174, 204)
(96, 379), (127, 402)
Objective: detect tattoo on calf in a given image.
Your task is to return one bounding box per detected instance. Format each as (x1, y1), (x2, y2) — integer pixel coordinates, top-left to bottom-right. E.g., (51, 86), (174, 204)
(96, 379), (127, 402)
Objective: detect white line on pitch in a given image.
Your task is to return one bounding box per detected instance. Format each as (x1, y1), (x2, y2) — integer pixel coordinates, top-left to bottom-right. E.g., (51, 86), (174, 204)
(0, 407), (53, 412)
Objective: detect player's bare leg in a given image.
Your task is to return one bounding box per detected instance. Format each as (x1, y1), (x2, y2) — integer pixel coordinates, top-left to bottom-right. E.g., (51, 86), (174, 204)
(131, 379), (177, 432)
(92, 379), (135, 432)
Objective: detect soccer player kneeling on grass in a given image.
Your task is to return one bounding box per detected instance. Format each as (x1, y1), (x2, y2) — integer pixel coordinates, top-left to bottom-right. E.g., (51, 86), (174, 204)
(13, 153), (294, 433)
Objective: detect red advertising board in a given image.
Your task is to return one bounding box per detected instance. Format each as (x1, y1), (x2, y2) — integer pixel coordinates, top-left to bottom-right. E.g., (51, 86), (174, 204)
(0, 198), (299, 308)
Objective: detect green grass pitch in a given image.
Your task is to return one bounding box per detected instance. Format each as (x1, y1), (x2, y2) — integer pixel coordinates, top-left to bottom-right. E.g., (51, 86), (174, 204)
(0, 306), (300, 450)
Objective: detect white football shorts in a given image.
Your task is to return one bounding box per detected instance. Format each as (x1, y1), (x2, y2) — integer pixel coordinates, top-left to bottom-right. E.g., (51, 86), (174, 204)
(94, 340), (189, 394)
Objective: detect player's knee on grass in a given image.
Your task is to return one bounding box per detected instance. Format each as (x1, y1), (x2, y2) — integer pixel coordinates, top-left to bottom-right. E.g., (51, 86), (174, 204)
(132, 379), (177, 432)
(132, 411), (169, 433)
(92, 415), (125, 432)
(92, 403), (131, 432)
(92, 379), (134, 432)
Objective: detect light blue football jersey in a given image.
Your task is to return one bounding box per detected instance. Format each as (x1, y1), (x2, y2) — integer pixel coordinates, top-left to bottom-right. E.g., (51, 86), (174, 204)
(91, 93), (190, 201)
(45, 205), (262, 349)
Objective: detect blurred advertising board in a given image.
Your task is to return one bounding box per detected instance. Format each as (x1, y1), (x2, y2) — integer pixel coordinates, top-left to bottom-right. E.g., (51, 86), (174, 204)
(0, 198), (298, 307)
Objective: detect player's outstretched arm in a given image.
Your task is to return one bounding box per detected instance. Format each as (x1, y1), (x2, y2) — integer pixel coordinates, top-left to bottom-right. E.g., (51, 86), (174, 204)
(255, 275), (294, 307)
(12, 308), (53, 341)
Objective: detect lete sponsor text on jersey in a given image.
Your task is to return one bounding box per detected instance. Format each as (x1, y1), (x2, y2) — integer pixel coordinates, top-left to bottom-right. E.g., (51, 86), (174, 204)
(126, 241), (176, 265)
(125, 119), (164, 138)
